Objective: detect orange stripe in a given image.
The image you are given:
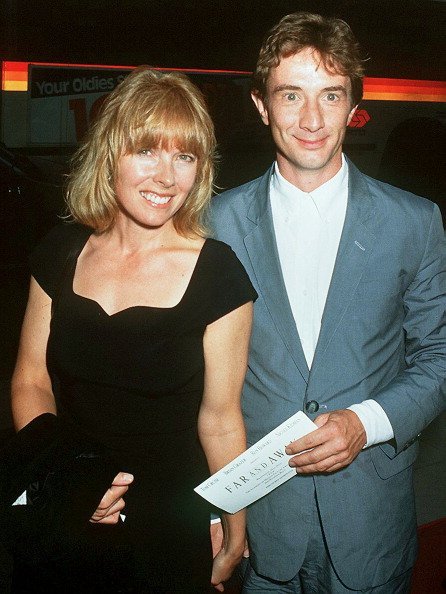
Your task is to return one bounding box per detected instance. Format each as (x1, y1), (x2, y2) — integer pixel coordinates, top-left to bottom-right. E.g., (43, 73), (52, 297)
(364, 91), (446, 102)
(365, 77), (444, 89)
(3, 71), (28, 82)
(366, 84), (445, 95)
(364, 77), (446, 102)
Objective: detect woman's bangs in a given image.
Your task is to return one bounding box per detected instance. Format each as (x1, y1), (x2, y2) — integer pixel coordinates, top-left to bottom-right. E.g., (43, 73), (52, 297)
(127, 96), (206, 158)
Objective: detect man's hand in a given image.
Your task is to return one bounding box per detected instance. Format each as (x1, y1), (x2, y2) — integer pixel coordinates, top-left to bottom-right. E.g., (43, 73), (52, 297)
(89, 472), (134, 524)
(285, 409), (366, 473)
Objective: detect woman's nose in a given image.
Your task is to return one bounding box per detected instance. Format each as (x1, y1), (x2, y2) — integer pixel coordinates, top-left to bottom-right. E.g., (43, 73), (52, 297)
(153, 157), (175, 187)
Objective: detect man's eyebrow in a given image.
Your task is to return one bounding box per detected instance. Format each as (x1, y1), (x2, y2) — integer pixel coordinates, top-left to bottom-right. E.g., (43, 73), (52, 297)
(323, 85), (348, 94)
(271, 84), (302, 94)
(271, 84), (348, 94)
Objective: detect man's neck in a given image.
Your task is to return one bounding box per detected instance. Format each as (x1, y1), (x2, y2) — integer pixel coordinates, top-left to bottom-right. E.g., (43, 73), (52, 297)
(276, 154), (344, 193)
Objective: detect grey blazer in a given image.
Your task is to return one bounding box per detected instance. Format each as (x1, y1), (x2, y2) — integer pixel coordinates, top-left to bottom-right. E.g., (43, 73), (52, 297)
(210, 158), (446, 589)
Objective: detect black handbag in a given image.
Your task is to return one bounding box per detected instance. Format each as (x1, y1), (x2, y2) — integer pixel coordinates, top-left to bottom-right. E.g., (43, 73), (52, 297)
(0, 412), (120, 565)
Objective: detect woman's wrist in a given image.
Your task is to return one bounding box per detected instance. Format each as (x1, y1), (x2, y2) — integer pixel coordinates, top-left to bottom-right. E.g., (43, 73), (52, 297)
(221, 511), (246, 557)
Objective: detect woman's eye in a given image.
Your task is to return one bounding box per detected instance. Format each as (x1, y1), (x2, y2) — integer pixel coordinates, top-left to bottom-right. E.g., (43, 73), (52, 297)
(178, 154), (196, 163)
(138, 149), (152, 156)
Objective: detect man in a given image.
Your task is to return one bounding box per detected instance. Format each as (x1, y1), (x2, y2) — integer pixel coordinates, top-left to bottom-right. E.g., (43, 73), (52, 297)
(208, 11), (445, 593)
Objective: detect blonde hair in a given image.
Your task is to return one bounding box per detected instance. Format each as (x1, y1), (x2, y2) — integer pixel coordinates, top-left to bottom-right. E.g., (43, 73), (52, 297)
(67, 66), (216, 236)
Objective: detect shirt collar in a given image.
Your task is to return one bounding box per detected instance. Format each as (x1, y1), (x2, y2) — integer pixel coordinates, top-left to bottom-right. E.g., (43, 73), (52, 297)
(271, 155), (348, 221)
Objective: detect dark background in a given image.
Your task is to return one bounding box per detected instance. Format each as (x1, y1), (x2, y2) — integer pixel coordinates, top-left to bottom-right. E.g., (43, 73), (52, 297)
(2, 0), (446, 80)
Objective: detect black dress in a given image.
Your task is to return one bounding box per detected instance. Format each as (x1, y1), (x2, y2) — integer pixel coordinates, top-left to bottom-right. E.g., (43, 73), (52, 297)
(24, 223), (257, 593)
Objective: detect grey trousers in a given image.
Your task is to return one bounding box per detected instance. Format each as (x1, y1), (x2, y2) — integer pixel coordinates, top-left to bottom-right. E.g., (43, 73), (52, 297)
(241, 496), (412, 594)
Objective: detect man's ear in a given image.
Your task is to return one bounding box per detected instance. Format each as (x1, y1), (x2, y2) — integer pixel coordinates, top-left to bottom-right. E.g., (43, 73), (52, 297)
(251, 91), (269, 126)
(347, 104), (358, 126)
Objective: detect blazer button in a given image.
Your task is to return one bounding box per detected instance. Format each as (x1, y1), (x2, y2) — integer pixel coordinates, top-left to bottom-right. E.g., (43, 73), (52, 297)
(305, 400), (319, 414)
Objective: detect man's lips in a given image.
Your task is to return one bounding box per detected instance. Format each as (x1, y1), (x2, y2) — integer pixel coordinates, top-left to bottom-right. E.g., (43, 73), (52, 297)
(295, 136), (328, 149)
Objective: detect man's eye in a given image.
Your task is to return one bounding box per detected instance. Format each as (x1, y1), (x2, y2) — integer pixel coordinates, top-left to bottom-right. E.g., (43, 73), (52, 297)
(285, 92), (298, 101)
(326, 93), (339, 101)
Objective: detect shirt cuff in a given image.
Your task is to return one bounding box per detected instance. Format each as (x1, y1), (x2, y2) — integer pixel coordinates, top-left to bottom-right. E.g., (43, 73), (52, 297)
(348, 399), (394, 448)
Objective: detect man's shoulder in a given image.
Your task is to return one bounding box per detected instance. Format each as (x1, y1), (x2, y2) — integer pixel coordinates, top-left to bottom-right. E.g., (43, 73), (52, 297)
(211, 169), (270, 215)
(220, 175), (264, 198)
(350, 161), (438, 220)
(209, 170), (271, 241)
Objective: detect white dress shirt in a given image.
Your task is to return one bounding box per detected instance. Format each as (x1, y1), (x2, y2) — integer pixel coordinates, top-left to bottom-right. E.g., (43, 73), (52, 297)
(270, 157), (394, 447)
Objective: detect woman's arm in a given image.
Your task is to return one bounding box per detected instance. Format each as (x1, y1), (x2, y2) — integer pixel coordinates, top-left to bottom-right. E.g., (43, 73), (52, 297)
(11, 277), (134, 522)
(11, 277), (56, 430)
(199, 301), (253, 591)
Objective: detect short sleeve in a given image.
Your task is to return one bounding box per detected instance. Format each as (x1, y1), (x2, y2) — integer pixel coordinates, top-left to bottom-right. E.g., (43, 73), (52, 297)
(200, 239), (257, 325)
(30, 223), (91, 298)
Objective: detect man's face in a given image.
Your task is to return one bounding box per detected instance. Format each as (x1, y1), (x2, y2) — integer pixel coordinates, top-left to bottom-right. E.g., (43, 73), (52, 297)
(252, 47), (357, 190)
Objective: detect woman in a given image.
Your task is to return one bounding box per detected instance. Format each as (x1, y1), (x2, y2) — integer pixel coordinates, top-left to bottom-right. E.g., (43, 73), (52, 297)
(11, 66), (256, 592)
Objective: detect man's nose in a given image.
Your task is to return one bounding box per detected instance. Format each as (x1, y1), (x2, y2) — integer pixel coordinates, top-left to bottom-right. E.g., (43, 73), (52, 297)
(299, 99), (324, 132)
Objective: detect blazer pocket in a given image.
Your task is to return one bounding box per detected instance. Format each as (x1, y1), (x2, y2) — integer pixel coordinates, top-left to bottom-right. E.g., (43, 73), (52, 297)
(369, 440), (419, 479)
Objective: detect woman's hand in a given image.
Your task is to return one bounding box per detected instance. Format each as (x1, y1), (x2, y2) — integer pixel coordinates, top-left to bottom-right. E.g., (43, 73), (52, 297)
(210, 518), (249, 591)
(211, 542), (244, 592)
(200, 303), (253, 590)
(89, 472), (134, 524)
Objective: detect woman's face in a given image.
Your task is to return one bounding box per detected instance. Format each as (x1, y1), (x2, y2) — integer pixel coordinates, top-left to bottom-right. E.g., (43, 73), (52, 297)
(114, 145), (198, 230)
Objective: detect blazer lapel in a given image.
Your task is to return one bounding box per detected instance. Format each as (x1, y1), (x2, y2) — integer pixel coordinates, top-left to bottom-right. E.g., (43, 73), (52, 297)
(311, 160), (378, 370)
(244, 168), (310, 383)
